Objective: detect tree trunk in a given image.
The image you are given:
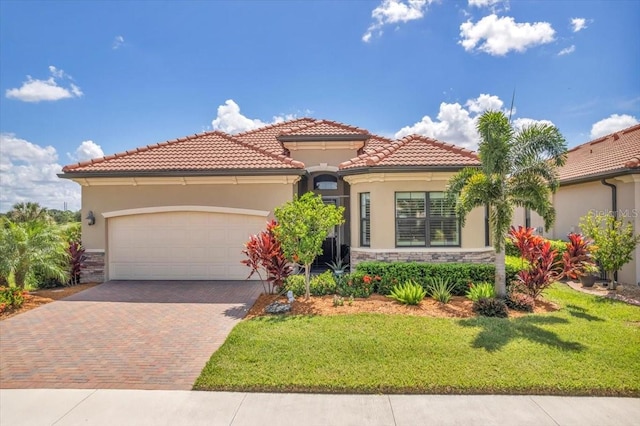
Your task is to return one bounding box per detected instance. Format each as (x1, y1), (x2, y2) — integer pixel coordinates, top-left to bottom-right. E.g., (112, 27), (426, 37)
(495, 250), (506, 297)
(304, 263), (311, 300)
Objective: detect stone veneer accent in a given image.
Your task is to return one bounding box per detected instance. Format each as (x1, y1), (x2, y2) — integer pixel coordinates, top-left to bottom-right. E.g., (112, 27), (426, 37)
(350, 248), (495, 267)
(82, 251), (105, 283)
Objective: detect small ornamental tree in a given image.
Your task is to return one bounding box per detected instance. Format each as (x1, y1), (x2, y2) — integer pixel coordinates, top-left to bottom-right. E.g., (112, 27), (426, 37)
(579, 212), (640, 288)
(274, 192), (344, 299)
(241, 220), (292, 294)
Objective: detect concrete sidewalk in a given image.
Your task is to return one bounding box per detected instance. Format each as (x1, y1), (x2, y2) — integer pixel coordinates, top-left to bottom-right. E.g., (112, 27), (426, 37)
(1, 389), (638, 426)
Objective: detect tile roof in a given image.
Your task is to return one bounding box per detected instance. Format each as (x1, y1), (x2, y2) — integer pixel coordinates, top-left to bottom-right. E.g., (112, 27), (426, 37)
(234, 118), (315, 155)
(559, 124), (640, 182)
(277, 119), (370, 137)
(362, 135), (395, 154)
(340, 134), (480, 170)
(62, 131), (304, 173)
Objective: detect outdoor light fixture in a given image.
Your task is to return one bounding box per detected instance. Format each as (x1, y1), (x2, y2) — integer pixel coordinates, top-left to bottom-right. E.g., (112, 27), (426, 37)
(86, 210), (96, 226)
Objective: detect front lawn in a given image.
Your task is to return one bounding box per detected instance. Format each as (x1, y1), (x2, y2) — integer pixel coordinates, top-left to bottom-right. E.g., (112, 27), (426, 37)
(194, 284), (640, 395)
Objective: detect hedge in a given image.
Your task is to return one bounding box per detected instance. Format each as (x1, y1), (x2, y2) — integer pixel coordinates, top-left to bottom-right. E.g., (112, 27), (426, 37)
(356, 257), (527, 296)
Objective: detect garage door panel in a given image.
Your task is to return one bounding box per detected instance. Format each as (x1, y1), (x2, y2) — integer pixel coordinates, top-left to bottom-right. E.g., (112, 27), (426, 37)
(108, 211), (264, 280)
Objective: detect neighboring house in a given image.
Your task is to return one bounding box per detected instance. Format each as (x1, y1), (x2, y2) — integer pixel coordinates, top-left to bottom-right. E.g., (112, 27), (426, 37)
(513, 124), (640, 285)
(59, 118), (491, 283)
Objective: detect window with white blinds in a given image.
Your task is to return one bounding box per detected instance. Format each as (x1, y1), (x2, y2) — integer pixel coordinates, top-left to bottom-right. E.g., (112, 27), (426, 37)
(395, 192), (460, 247)
(360, 193), (370, 247)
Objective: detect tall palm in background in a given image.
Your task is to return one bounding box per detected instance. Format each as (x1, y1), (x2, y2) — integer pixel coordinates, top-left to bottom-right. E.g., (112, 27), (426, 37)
(6, 202), (52, 223)
(446, 111), (567, 296)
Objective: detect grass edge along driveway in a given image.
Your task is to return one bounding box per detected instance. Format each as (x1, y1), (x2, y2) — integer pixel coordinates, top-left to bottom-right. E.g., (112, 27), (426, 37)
(194, 284), (640, 396)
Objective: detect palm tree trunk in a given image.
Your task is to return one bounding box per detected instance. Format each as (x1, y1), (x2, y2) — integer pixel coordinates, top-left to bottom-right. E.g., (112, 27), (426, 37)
(495, 250), (506, 297)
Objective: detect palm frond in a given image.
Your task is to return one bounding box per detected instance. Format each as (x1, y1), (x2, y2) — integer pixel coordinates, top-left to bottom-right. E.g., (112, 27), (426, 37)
(477, 111), (513, 176)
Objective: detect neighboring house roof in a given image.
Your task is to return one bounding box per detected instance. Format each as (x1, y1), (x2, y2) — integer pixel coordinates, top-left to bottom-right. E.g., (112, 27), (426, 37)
(339, 134), (480, 170)
(559, 124), (640, 183)
(62, 131), (305, 174)
(60, 118), (480, 176)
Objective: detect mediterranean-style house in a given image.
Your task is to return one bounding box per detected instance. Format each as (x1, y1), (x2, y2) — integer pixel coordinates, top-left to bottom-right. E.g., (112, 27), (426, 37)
(513, 123), (640, 286)
(59, 118), (493, 283)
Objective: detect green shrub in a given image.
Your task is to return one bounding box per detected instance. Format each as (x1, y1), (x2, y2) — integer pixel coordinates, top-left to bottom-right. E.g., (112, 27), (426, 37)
(473, 297), (508, 318)
(0, 286), (26, 313)
(388, 280), (426, 305)
(466, 282), (495, 302)
(357, 261), (524, 296)
(426, 277), (455, 304)
(285, 271), (337, 297)
(505, 291), (535, 312)
(336, 271), (376, 298)
(505, 255), (530, 285)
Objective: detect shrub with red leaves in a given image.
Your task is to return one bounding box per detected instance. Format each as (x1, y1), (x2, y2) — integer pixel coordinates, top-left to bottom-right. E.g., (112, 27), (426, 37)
(241, 220), (292, 294)
(562, 233), (596, 279)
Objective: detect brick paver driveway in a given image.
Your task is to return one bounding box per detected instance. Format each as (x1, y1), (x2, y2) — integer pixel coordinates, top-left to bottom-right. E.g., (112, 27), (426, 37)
(0, 281), (262, 390)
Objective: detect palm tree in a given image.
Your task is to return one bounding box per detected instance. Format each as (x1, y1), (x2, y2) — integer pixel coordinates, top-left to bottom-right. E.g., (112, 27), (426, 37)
(446, 111), (567, 296)
(0, 218), (69, 289)
(6, 202), (52, 223)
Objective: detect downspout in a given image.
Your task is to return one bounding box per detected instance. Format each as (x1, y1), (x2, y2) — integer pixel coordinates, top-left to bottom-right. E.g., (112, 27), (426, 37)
(484, 204), (490, 247)
(601, 179), (618, 283)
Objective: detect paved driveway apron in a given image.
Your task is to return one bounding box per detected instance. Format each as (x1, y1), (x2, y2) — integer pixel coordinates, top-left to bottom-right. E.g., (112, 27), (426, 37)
(0, 281), (262, 390)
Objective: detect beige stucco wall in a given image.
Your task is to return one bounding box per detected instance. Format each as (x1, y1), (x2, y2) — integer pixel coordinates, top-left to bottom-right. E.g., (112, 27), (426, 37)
(288, 148), (359, 168)
(552, 177), (639, 285)
(79, 181), (296, 250)
(345, 173), (486, 250)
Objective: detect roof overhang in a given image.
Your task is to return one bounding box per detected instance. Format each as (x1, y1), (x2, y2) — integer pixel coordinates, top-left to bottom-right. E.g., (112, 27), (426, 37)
(338, 165), (478, 176)
(277, 134), (370, 142)
(559, 169), (640, 186)
(58, 169), (305, 186)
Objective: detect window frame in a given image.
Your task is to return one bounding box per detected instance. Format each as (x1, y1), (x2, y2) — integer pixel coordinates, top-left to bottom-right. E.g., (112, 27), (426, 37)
(360, 192), (370, 247)
(394, 191), (461, 248)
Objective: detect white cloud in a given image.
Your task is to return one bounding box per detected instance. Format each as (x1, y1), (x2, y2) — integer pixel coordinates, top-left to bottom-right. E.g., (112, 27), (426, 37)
(67, 140), (104, 162)
(211, 100), (268, 134)
(558, 45), (576, 56)
(211, 99), (309, 134)
(5, 66), (83, 103)
(468, 0), (506, 8)
(0, 133), (81, 212)
(465, 93), (504, 114)
(395, 93), (551, 150)
(590, 114), (639, 139)
(512, 117), (554, 130)
(571, 17), (587, 32)
(112, 35), (125, 49)
(362, 0), (433, 43)
(459, 14), (555, 56)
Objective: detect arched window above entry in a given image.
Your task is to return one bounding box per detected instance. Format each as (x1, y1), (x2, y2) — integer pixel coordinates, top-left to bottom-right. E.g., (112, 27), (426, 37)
(314, 174), (338, 190)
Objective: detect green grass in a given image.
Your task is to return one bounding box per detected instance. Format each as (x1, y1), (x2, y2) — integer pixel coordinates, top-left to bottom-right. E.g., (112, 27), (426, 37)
(194, 284), (640, 395)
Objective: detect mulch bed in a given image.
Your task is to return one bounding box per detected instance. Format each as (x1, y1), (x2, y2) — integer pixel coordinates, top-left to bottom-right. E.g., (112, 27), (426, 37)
(0, 283), (99, 321)
(247, 293), (559, 319)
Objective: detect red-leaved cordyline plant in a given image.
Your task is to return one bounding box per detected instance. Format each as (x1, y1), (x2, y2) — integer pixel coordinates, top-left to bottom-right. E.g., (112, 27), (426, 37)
(241, 220), (292, 294)
(562, 233), (596, 279)
(509, 226), (562, 302)
(509, 226), (595, 302)
(68, 241), (86, 286)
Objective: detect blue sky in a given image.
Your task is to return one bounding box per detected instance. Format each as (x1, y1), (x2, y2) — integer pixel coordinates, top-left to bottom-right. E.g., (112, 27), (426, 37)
(1, 0), (638, 211)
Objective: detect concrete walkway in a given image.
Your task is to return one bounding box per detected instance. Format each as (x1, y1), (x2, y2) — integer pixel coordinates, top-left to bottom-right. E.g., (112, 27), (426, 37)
(1, 389), (638, 426)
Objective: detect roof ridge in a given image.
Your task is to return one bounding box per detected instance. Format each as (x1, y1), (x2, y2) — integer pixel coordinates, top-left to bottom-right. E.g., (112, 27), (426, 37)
(62, 130), (224, 172)
(219, 132), (305, 168)
(233, 117), (315, 137)
(278, 119), (371, 136)
(569, 123), (640, 152)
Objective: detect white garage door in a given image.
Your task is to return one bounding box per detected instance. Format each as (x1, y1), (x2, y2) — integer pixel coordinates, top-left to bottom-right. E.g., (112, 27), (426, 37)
(108, 211), (265, 280)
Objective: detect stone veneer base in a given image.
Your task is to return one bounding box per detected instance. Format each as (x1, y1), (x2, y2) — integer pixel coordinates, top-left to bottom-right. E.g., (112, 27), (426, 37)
(82, 252), (105, 283)
(350, 248), (495, 267)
